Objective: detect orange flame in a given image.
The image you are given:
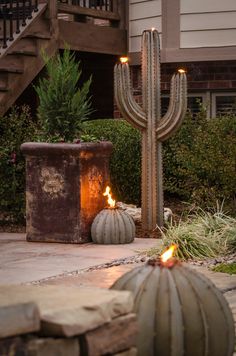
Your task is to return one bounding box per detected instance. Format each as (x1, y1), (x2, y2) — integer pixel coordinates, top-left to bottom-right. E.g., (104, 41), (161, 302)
(120, 57), (128, 64)
(103, 186), (116, 208)
(161, 245), (177, 263)
(178, 68), (186, 74)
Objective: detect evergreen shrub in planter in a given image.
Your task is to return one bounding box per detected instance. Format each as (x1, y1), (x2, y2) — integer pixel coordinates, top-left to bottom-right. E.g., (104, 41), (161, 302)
(21, 49), (113, 243)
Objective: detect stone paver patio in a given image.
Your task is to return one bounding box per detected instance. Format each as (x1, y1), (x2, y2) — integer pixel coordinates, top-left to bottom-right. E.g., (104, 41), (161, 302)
(0, 233), (161, 285)
(0, 232), (235, 352)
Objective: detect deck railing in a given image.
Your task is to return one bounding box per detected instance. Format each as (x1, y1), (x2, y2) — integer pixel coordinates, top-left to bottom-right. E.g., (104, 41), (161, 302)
(0, 0), (124, 53)
(58, 0), (115, 12)
(0, 1), (39, 50)
(57, 0), (122, 25)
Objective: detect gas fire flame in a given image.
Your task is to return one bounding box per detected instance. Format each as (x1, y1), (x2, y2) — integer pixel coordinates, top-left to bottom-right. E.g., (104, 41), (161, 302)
(120, 57), (128, 64)
(103, 186), (116, 208)
(160, 245), (177, 263)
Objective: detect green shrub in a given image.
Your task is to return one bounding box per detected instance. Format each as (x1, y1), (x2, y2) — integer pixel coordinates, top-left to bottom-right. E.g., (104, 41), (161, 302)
(84, 114), (236, 212)
(34, 49), (93, 142)
(163, 109), (236, 212)
(0, 109), (235, 223)
(83, 119), (141, 205)
(0, 106), (38, 223)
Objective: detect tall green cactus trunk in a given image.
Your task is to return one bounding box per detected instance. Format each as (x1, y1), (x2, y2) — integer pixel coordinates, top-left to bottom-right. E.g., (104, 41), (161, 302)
(114, 29), (187, 232)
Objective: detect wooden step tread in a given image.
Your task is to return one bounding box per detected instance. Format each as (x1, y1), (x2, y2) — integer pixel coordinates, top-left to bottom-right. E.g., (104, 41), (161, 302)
(0, 87), (9, 92)
(8, 37), (38, 56)
(24, 33), (51, 40)
(9, 49), (37, 56)
(0, 66), (23, 74)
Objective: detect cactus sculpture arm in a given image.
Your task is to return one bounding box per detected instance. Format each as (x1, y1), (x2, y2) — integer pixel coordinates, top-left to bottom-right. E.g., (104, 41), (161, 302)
(114, 29), (187, 231)
(114, 63), (146, 130)
(157, 72), (187, 141)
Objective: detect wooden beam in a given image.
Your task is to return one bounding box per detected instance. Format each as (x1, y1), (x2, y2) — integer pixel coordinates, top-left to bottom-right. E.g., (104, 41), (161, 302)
(58, 3), (120, 21)
(48, 0), (57, 20)
(129, 46), (236, 65)
(58, 20), (126, 55)
(116, 0), (126, 30)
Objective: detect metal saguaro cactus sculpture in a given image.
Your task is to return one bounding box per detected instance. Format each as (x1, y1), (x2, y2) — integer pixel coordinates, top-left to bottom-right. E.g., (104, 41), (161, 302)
(114, 29), (187, 230)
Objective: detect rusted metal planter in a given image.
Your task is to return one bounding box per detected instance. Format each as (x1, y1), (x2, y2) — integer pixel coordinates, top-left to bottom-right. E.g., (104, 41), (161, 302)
(21, 142), (113, 243)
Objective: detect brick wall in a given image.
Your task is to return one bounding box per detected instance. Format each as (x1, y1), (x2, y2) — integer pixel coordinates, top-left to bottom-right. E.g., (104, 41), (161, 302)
(114, 60), (236, 117)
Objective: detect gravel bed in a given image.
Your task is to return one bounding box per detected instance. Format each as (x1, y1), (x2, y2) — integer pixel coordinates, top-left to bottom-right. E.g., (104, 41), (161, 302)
(69, 252), (236, 273)
(27, 252), (236, 286)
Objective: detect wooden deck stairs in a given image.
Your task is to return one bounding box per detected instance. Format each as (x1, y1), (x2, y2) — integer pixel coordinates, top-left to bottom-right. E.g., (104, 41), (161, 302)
(0, 0), (126, 116)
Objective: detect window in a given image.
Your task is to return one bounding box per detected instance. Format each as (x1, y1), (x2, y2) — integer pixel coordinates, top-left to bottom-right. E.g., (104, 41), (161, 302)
(187, 95), (204, 116)
(160, 92), (236, 118)
(212, 93), (236, 117)
(161, 93), (209, 117)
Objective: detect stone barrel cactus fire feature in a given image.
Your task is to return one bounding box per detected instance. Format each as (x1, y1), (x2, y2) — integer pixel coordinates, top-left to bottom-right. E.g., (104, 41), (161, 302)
(111, 246), (235, 356)
(91, 186), (135, 244)
(114, 29), (187, 231)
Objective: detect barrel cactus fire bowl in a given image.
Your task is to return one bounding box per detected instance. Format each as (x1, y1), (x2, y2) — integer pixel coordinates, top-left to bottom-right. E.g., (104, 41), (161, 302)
(111, 257), (235, 356)
(91, 207), (135, 244)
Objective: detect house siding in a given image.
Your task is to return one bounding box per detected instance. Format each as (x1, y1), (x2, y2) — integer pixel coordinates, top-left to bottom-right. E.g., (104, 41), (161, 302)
(129, 0), (162, 52)
(129, 0), (236, 54)
(180, 0), (236, 48)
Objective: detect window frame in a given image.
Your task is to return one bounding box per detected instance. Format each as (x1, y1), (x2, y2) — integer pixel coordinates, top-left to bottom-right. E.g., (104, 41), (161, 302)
(211, 92), (236, 118)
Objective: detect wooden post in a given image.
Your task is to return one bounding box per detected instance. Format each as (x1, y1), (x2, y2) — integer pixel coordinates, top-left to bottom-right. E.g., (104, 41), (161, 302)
(48, 0), (57, 20)
(47, 0), (58, 38)
(117, 0), (126, 30)
(112, 0), (118, 13)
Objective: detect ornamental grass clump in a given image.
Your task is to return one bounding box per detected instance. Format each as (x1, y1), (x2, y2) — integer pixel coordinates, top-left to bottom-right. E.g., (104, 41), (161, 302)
(148, 205), (236, 260)
(34, 49), (93, 142)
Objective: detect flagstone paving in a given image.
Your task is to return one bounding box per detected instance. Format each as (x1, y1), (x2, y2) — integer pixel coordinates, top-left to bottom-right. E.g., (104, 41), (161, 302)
(38, 261), (236, 350)
(0, 233), (235, 351)
(0, 233), (162, 285)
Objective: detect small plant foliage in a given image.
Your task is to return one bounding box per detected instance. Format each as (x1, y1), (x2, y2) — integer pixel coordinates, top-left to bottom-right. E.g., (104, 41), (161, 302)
(212, 263), (236, 275)
(0, 106), (39, 223)
(34, 49), (93, 142)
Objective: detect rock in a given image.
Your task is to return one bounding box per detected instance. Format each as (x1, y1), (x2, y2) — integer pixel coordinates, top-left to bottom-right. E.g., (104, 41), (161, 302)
(164, 207), (173, 222)
(0, 285), (133, 337)
(27, 337), (80, 356)
(116, 202), (173, 224)
(0, 302), (40, 338)
(85, 314), (138, 356)
(116, 202), (141, 223)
